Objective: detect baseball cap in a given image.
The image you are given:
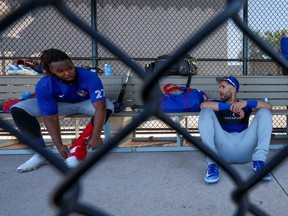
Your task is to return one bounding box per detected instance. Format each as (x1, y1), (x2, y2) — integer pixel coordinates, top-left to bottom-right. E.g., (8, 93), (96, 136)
(216, 75), (240, 92)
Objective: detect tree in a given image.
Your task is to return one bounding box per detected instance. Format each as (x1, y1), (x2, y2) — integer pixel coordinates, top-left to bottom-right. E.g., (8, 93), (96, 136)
(238, 29), (288, 59)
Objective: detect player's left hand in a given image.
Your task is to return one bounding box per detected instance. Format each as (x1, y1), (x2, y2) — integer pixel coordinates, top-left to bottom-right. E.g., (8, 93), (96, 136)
(231, 101), (246, 111)
(58, 145), (70, 159)
(231, 101), (245, 119)
(87, 136), (103, 149)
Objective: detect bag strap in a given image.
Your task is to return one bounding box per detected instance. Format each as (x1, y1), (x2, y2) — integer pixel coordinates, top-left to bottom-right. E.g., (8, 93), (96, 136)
(163, 83), (181, 93)
(185, 56), (195, 87)
(163, 83), (192, 94)
(186, 72), (192, 88)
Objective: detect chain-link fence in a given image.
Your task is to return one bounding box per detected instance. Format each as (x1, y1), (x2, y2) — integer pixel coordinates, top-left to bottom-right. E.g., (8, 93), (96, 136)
(1, 0), (288, 215)
(1, 0), (288, 138)
(1, 0), (288, 76)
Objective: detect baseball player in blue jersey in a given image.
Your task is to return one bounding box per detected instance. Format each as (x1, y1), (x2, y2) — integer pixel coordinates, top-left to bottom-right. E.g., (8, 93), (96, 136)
(11, 49), (114, 172)
(198, 75), (272, 184)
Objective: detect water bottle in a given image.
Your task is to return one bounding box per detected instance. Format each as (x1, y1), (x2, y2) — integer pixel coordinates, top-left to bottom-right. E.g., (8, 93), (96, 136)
(104, 64), (112, 76)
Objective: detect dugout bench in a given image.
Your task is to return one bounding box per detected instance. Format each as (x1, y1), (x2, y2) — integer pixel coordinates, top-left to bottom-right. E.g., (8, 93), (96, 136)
(0, 75), (288, 152)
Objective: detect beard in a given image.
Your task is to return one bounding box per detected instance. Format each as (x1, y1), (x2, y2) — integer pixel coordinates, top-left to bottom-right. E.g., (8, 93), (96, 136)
(220, 93), (231, 102)
(56, 72), (77, 84)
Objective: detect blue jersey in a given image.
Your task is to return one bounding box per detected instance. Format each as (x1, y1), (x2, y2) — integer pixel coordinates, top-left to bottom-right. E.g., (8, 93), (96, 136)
(36, 67), (106, 116)
(213, 100), (253, 133)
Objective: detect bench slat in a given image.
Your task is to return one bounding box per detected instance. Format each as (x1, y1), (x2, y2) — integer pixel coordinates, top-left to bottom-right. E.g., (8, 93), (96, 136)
(0, 76), (40, 85)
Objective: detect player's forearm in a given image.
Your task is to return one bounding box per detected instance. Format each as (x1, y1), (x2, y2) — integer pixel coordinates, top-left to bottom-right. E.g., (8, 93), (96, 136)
(90, 109), (106, 141)
(253, 100), (272, 110)
(200, 101), (220, 110)
(43, 115), (64, 148)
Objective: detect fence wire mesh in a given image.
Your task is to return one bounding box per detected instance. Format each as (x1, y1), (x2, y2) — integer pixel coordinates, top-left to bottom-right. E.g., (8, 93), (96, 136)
(1, 0), (288, 76)
(0, 0), (288, 215)
(1, 0), (288, 135)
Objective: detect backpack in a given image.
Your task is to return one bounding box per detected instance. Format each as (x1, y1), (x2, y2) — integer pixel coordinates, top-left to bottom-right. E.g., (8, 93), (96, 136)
(144, 54), (197, 87)
(145, 54), (197, 74)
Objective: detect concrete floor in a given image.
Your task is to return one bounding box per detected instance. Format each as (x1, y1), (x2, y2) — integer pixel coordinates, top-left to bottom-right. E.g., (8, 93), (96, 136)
(0, 149), (287, 216)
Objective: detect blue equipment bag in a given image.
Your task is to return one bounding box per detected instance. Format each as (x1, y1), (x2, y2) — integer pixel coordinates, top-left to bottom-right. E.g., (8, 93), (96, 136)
(160, 84), (206, 112)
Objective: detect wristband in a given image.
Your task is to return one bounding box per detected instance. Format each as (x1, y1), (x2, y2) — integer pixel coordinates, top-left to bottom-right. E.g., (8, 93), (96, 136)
(246, 100), (258, 108)
(218, 103), (231, 111)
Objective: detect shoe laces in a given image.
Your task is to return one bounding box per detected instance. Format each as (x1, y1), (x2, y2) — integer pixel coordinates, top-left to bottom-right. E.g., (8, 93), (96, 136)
(208, 164), (219, 175)
(29, 153), (42, 161)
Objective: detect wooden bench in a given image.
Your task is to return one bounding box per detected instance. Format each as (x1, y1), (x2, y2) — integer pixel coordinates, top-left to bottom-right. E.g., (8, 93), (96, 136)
(0, 75), (288, 152)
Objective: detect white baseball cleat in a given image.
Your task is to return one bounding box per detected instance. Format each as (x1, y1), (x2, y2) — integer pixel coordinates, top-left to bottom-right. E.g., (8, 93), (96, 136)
(17, 147), (51, 172)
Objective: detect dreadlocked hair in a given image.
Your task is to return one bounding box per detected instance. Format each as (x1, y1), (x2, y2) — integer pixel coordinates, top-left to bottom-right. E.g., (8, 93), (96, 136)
(40, 48), (72, 76)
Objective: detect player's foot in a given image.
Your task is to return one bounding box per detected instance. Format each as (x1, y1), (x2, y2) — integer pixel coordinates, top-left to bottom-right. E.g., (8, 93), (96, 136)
(204, 164), (220, 184)
(17, 147), (51, 172)
(253, 160), (272, 181)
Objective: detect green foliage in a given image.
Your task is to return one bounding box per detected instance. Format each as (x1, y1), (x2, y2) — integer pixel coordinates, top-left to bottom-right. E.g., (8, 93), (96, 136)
(238, 29), (288, 59)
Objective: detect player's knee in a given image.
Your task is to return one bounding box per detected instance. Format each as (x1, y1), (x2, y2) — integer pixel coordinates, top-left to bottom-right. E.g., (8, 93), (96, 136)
(257, 108), (272, 116)
(11, 107), (26, 119)
(199, 108), (213, 116)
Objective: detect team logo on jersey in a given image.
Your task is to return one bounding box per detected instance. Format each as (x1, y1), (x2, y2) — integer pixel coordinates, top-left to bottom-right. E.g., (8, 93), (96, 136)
(77, 90), (88, 97)
(225, 112), (240, 120)
(57, 94), (65, 101)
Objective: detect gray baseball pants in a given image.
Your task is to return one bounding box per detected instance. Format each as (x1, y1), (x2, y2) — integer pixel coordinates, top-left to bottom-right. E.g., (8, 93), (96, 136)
(13, 98), (113, 117)
(198, 108), (272, 164)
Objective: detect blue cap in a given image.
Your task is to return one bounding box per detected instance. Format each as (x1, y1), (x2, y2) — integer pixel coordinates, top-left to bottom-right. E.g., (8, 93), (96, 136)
(216, 75), (240, 92)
